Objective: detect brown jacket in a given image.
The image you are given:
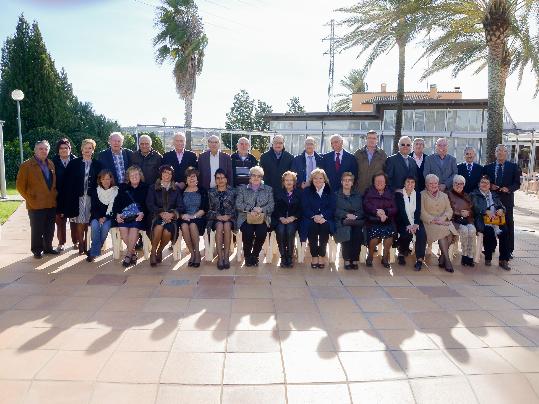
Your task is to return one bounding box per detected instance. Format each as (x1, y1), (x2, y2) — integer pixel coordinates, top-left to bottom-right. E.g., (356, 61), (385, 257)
(447, 189), (474, 224)
(16, 157), (57, 210)
(355, 146), (387, 195)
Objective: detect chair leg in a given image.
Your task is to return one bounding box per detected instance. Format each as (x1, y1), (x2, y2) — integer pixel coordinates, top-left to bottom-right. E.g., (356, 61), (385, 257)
(141, 231), (151, 260)
(474, 233), (483, 264)
(172, 229), (182, 261)
(296, 234), (304, 263)
(360, 245), (367, 264)
(111, 228), (121, 260)
(328, 237), (337, 262)
(86, 226), (92, 252)
(236, 230), (243, 263)
(204, 231), (214, 262)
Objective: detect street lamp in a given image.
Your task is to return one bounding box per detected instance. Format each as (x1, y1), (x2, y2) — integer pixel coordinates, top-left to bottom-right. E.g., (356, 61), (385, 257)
(162, 117), (167, 151)
(0, 120), (7, 199)
(11, 89), (24, 164)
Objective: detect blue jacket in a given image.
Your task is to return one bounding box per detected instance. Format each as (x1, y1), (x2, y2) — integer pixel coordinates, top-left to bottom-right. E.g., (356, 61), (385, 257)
(97, 148), (133, 185)
(457, 162), (483, 194)
(299, 184), (336, 241)
(321, 149), (358, 191)
(385, 153), (418, 191)
(423, 153), (458, 190)
(291, 151), (324, 187)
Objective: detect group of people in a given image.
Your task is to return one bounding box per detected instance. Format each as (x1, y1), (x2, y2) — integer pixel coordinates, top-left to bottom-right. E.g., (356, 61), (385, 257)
(16, 129), (520, 272)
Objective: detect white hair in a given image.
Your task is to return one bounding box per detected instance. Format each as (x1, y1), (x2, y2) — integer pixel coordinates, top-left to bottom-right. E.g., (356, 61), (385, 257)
(208, 135), (220, 144)
(34, 140), (50, 151)
(237, 137), (250, 145)
(329, 134), (343, 143)
(109, 132), (124, 141)
(453, 174), (466, 185)
(425, 174), (439, 184)
(304, 137), (316, 145)
(436, 137), (448, 146)
(463, 146), (475, 154)
(138, 134), (152, 145)
(273, 135), (285, 144)
(250, 165), (264, 177)
(496, 144), (507, 153)
(399, 136), (411, 144)
(172, 132), (186, 142)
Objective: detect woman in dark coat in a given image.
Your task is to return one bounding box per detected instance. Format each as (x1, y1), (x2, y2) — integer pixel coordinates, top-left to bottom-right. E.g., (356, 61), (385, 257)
(334, 172), (364, 270)
(60, 139), (102, 254)
(112, 166), (149, 267)
(145, 165), (184, 266)
(300, 168), (336, 269)
(271, 171), (302, 268)
(363, 172), (397, 268)
(179, 167), (209, 268)
(395, 176), (427, 271)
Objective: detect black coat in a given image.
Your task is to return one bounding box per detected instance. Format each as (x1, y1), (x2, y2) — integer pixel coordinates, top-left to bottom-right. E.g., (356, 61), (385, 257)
(457, 162), (483, 194)
(259, 149), (294, 191)
(97, 148), (133, 185)
(482, 161), (521, 208)
(470, 189), (505, 233)
(271, 188), (302, 228)
(291, 151), (324, 187)
(385, 153), (418, 191)
(130, 149), (163, 186)
(231, 152), (258, 187)
(161, 150), (198, 185)
(112, 182), (149, 223)
(395, 191), (422, 231)
(51, 153), (77, 196)
(410, 152), (427, 191)
(60, 158), (103, 218)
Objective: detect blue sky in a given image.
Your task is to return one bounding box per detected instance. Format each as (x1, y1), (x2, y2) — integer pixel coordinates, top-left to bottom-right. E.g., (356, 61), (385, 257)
(1, 0), (538, 128)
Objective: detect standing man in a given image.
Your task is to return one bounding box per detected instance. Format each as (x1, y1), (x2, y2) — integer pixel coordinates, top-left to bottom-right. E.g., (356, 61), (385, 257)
(97, 132), (133, 185)
(131, 134), (163, 186)
(355, 130), (387, 195)
(161, 132), (198, 189)
(483, 144), (521, 258)
(411, 138), (428, 191)
(16, 141), (58, 259)
(457, 146), (483, 193)
(322, 134), (358, 191)
(423, 137), (457, 192)
(385, 136), (417, 192)
(259, 135), (294, 191)
(231, 137), (258, 187)
(292, 137), (323, 188)
(198, 135), (233, 190)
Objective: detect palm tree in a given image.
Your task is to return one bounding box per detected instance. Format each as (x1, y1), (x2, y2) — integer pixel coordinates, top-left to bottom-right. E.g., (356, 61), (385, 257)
(154, 0), (208, 150)
(419, 0), (539, 162)
(333, 68), (367, 112)
(337, 0), (434, 152)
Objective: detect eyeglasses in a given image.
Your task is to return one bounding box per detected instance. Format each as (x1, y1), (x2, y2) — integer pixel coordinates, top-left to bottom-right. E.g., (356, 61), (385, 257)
(400, 143), (411, 146)
(250, 174), (262, 178)
(454, 182), (464, 186)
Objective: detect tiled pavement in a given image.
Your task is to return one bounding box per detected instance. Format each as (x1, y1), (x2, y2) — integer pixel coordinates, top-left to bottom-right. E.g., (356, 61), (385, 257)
(1, 192), (539, 403)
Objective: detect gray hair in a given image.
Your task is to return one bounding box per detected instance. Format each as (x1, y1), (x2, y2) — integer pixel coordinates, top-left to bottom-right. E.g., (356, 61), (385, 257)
(273, 135), (285, 144)
(436, 137), (448, 146)
(425, 173), (439, 184)
(34, 140), (51, 151)
(413, 138), (425, 146)
(249, 165), (264, 177)
(463, 146), (475, 154)
(304, 136), (316, 145)
(399, 136), (411, 144)
(208, 135), (220, 144)
(138, 134), (152, 145)
(329, 134), (343, 143)
(172, 132), (186, 142)
(453, 174), (466, 186)
(109, 132), (124, 142)
(495, 144), (507, 153)
(237, 137), (250, 145)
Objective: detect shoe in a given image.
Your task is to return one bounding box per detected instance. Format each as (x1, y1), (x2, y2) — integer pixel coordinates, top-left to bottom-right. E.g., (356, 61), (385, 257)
(217, 261), (224, 270)
(485, 260), (492, 266)
(252, 257), (259, 267)
(311, 260), (318, 269)
(224, 260), (230, 270)
(366, 256), (373, 267)
(398, 255), (406, 266)
(245, 256), (253, 267)
(56, 245), (65, 252)
(344, 262), (353, 270)
(131, 253), (138, 265)
(499, 260), (511, 271)
(72, 242), (79, 250)
(156, 251), (163, 263)
(33, 252), (43, 259)
(44, 249), (59, 255)
(351, 263), (359, 270)
(508, 254), (514, 260)
(150, 254), (157, 267)
(461, 256), (467, 266)
(445, 265), (454, 273)
(414, 261), (423, 271)
(86, 255), (94, 262)
(381, 259), (391, 269)
(122, 255), (132, 267)
(438, 255), (445, 268)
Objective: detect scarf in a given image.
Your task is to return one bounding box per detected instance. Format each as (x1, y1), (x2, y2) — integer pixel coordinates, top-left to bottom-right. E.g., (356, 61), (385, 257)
(97, 185), (119, 215)
(403, 191), (416, 225)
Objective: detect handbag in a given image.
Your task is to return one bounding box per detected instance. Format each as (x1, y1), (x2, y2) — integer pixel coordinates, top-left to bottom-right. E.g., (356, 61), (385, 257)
(483, 213), (506, 226)
(342, 218), (362, 226)
(121, 191), (141, 223)
(246, 192), (265, 225)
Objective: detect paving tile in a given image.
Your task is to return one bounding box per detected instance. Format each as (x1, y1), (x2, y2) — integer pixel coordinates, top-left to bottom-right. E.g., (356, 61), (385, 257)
(309, 286), (350, 299)
(81, 311), (138, 329)
(274, 298), (318, 313)
(100, 297), (148, 312)
(233, 285), (272, 298)
(58, 328), (124, 351)
(275, 312), (325, 331)
(280, 330), (334, 352)
(432, 297), (481, 311)
(469, 326), (535, 347)
(0, 380), (30, 404)
(410, 376), (478, 404)
(287, 383), (350, 404)
(366, 312), (416, 329)
(87, 274), (127, 285)
(56, 296), (108, 312)
(347, 286), (388, 299)
(329, 330), (386, 352)
(230, 298), (274, 313)
(156, 385), (221, 404)
(316, 298), (361, 314)
(282, 351), (346, 383)
(320, 311), (372, 331)
(384, 287), (428, 299)
(113, 286), (156, 298)
(493, 347), (539, 372)
(187, 298), (232, 314)
(349, 380), (414, 404)
(13, 295), (64, 311)
(507, 296), (539, 310)
(271, 286), (311, 299)
(470, 297), (520, 310)
(71, 285), (118, 298)
(172, 330), (227, 352)
(453, 310), (506, 327)
(90, 383), (157, 404)
(198, 275), (234, 285)
(223, 352), (283, 384)
(340, 351), (405, 381)
(469, 373), (539, 404)
(489, 310), (539, 326)
(24, 381), (94, 404)
(222, 385), (286, 404)
(98, 351), (167, 383)
(152, 285), (194, 298)
(161, 352), (224, 384)
(397, 298), (444, 312)
(0, 349), (56, 379)
(426, 328), (488, 349)
(228, 313), (277, 331)
(446, 348), (516, 374)
(372, 276), (412, 287)
(142, 297), (189, 313)
(179, 312), (229, 331)
(392, 349), (462, 377)
(116, 328), (177, 351)
(417, 286), (462, 298)
(356, 298), (401, 313)
(227, 330), (280, 352)
(378, 329), (438, 350)
(36, 350), (113, 381)
(193, 285), (234, 298)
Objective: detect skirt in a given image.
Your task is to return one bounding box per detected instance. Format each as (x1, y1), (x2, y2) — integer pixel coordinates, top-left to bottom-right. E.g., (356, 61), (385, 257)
(210, 219), (235, 231)
(179, 217), (206, 236)
(367, 224), (395, 241)
(117, 221), (145, 230)
(149, 219), (179, 243)
(70, 195), (91, 224)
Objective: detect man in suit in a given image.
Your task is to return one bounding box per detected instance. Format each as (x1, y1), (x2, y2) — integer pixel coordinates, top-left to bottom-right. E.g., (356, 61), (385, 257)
(355, 130), (387, 194)
(198, 135), (233, 190)
(482, 144), (521, 258)
(321, 134), (358, 192)
(411, 138), (428, 191)
(385, 136), (418, 192)
(16, 141), (58, 259)
(130, 134), (162, 186)
(423, 137), (457, 192)
(292, 136), (323, 189)
(97, 132), (133, 185)
(161, 132), (198, 189)
(457, 146), (483, 194)
(259, 135), (294, 191)
(231, 137), (258, 187)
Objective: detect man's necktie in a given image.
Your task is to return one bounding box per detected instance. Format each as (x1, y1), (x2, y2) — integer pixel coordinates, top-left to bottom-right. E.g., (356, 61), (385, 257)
(496, 163), (504, 187)
(308, 156), (314, 179)
(467, 163), (472, 175)
(335, 152), (341, 172)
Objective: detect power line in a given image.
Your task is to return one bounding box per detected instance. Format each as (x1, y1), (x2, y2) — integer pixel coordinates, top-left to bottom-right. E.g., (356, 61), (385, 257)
(322, 19), (341, 112)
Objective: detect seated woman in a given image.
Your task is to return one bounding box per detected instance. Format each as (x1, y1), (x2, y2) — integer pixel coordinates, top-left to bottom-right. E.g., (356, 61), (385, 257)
(470, 175), (511, 270)
(421, 174), (458, 273)
(112, 166), (149, 267)
(86, 169), (118, 262)
(272, 171), (302, 268)
(395, 176), (427, 271)
(207, 169), (236, 270)
(363, 172), (397, 268)
(448, 175), (476, 267)
(146, 165), (184, 266)
(236, 166), (274, 267)
(179, 167), (208, 268)
(300, 168), (335, 269)
(334, 172), (364, 270)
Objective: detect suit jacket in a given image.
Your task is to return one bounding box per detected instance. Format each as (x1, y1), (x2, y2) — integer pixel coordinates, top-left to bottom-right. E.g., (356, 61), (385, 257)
(385, 153), (418, 191)
(197, 150), (233, 190)
(259, 149), (294, 191)
(321, 149), (358, 192)
(410, 152), (428, 191)
(423, 153), (458, 190)
(291, 151), (324, 186)
(97, 148), (132, 185)
(355, 146), (388, 195)
(457, 162), (483, 194)
(482, 160), (521, 208)
(161, 149), (198, 185)
(16, 157), (57, 210)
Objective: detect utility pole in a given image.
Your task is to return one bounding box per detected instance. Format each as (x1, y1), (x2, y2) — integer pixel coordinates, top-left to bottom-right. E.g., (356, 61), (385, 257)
(0, 121), (6, 199)
(323, 19), (340, 112)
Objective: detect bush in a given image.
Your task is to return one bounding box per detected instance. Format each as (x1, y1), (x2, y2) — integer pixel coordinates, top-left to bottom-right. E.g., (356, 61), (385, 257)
(4, 139), (32, 181)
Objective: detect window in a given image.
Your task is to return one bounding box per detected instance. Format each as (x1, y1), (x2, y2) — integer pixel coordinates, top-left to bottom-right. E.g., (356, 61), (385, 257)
(324, 120), (349, 130)
(383, 110), (395, 130)
(425, 110), (446, 132)
(455, 110), (470, 131)
(403, 110), (414, 131)
(361, 121), (381, 131)
(306, 121), (322, 130)
(469, 110), (483, 132)
(414, 110), (425, 132)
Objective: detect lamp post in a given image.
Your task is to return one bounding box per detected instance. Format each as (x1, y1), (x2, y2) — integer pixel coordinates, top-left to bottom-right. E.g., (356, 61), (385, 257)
(11, 89), (25, 164)
(0, 120), (7, 199)
(162, 117), (167, 151)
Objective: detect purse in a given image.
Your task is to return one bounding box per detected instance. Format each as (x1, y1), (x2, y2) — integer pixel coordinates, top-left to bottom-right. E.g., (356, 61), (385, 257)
(483, 213), (506, 226)
(246, 192), (265, 225)
(121, 191), (141, 223)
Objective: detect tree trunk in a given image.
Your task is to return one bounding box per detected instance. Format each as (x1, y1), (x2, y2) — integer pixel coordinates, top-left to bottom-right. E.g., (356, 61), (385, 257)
(486, 40), (505, 163)
(184, 97), (193, 150)
(393, 40), (406, 154)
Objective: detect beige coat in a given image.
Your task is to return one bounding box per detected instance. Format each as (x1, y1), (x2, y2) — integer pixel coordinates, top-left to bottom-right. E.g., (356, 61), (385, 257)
(355, 146), (387, 195)
(420, 190), (458, 243)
